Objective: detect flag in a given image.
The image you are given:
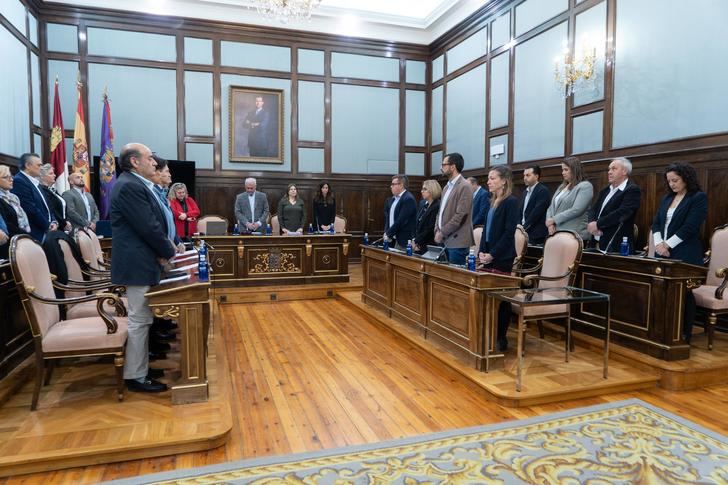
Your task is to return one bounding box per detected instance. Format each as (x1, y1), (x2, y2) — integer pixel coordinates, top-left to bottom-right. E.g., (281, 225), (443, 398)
(49, 79), (69, 193)
(98, 91), (116, 220)
(72, 80), (90, 191)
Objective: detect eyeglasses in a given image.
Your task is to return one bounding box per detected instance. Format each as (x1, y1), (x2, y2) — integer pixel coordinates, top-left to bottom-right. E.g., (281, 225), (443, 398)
(0, 175), (12, 180)
(390, 182), (402, 186)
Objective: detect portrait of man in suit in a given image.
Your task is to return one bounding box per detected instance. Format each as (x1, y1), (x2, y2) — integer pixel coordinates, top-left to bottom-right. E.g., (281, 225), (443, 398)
(230, 87), (282, 163)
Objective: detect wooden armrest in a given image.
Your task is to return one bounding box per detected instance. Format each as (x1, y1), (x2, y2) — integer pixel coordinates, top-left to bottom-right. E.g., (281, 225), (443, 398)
(715, 267), (727, 300)
(53, 279), (119, 293)
(97, 260), (111, 269)
(24, 290), (124, 332)
(512, 257), (543, 275)
(522, 270), (572, 288)
(704, 249), (711, 266)
(81, 267), (111, 278)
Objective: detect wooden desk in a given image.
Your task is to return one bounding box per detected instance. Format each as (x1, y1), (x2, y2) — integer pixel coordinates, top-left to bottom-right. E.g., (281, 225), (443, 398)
(361, 247), (521, 370)
(195, 234), (350, 287)
(146, 276), (211, 404)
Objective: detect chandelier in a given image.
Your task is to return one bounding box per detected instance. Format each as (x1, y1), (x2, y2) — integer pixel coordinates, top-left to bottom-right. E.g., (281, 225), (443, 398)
(250, 0), (322, 24)
(554, 40), (598, 98)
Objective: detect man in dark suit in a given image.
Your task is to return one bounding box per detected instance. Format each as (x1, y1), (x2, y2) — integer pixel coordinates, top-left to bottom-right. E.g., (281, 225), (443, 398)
(38, 163), (71, 232)
(244, 96), (272, 157)
(518, 165), (550, 245)
(111, 143), (176, 393)
(467, 176), (489, 227)
(588, 157), (641, 252)
(384, 174), (417, 249)
(11, 153), (55, 241)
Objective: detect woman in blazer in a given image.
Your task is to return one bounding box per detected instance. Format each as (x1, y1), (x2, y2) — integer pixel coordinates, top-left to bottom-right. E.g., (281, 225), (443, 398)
(413, 179), (441, 253)
(545, 156), (594, 240)
(278, 183), (306, 234)
(168, 182), (201, 240)
(478, 166), (518, 351)
(651, 162), (708, 343)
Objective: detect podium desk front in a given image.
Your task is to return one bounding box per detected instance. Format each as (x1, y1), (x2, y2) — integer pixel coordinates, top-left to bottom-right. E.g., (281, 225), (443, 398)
(194, 234), (350, 287)
(146, 276), (211, 404)
(361, 247), (521, 371)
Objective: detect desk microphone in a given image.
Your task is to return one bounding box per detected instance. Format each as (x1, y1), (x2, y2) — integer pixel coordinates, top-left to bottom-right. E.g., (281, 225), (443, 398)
(369, 237), (384, 247)
(597, 220), (625, 255)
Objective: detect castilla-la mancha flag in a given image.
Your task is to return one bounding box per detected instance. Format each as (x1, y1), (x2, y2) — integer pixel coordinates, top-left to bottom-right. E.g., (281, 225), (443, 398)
(49, 79), (69, 193)
(72, 81), (90, 191)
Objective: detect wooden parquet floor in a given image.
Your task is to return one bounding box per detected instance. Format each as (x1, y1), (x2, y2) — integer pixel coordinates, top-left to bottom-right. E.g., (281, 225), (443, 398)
(1, 291), (727, 483)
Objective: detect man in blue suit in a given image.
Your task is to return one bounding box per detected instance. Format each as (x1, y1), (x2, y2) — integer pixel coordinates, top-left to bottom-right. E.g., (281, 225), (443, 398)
(384, 174), (417, 249)
(244, 96), (272, 157)
(518, 165), (550, 245)
(111, 143), (176, 393)
(11, 153), (55, 242)
(468, 176), (489, 227)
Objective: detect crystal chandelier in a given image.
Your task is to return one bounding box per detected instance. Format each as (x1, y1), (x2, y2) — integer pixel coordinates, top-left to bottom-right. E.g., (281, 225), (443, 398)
(554, 40), (598, 98)
(251, 0), (322, 24)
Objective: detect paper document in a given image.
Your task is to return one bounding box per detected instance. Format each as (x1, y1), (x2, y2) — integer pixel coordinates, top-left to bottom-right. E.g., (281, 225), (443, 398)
(160, 273), (191, 284)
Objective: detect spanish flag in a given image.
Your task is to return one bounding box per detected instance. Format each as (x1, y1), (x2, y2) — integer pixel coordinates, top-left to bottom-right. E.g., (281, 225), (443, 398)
(49, 78), (69, 193)
(72, 80), (90, 191)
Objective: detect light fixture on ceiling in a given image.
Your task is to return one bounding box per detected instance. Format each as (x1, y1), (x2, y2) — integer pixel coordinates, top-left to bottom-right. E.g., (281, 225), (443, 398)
(250, 0), (323, 24)
(554, 36), (599, 98)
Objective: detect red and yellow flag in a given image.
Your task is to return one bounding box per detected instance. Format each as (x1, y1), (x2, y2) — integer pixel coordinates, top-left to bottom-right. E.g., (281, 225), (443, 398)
(49, 78), (69, 193)
(72, 81), (90, 191)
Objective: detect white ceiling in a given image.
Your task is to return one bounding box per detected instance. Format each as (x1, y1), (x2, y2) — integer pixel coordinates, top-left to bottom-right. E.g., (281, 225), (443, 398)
(44, 0), (491, 44)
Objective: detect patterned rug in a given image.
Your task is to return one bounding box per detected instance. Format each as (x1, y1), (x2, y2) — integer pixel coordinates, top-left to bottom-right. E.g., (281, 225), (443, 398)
(108, 399), (727, 484)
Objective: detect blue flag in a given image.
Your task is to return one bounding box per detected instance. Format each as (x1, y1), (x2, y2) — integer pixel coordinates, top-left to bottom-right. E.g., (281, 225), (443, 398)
(98, 93), (115, 220)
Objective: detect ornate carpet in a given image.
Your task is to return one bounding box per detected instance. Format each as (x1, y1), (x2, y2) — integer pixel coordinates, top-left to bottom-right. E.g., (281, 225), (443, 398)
(109, 399), (727, 484)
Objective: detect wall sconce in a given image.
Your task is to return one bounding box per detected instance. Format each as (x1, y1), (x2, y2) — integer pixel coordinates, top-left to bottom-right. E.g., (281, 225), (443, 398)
(554, 37), (599, 98)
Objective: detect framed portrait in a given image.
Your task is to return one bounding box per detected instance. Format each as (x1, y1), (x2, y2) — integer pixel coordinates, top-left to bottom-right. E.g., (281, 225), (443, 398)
(229, 86), (284, 163)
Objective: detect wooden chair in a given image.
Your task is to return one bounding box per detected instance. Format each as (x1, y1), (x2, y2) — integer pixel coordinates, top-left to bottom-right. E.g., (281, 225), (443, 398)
(197, 215), (229, 234)
(86, 229), (110, 269)
(271, 214), (280, 235)
(511, 230), (584, 343)
(513, 225), (529, 273)
(692, 224), (728, 350)
(10, 235), (128, 410)
(76, 229), (110, 280)
(472, 227), (483, 252)
(334, 215), (347, 233)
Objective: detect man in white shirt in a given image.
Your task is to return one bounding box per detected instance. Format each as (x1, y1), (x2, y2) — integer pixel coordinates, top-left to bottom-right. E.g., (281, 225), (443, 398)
(234, 177), (270, 232)
(434, 153), (474, 265)
(63, 172), (99, 231)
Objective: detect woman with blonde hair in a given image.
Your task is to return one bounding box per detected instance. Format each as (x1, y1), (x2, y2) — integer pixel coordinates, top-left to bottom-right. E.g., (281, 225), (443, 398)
(168, 182), (200, 241)
(545, 156), (593, 239)
(413, 179), (442, 253)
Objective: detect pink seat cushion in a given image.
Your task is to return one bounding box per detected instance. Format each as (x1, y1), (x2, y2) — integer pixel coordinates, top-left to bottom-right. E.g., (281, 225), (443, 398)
(512, 302), (569, 317)
(693, 286), (728, 310)
(66, 297), (128, 320)
(42, 317), (128, 353)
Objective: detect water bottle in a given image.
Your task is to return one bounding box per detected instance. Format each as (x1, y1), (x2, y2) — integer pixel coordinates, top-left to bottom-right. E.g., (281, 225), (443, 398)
(308, 223), (314, 234)
(232, 223), (240, 235)
(620, 236), (630, 256)
(363, 233), (369, 246)
(266, 224), (272, 235)
(330, 224), (335, 234)
(198, 240), (209, 282)
(467, 249), (476, 271)
(406, 239), (413, 256)
(383, 238), (389, 251)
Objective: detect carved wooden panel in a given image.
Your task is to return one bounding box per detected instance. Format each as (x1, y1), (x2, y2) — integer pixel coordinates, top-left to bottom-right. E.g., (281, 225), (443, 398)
(313, 247), (340, 274)
(365, 259), (388, 301)
(246, 248), (304, 275)
(429, 279), (470, 344)
(392, 267), (424, 321)
(208, 247), (236, 278)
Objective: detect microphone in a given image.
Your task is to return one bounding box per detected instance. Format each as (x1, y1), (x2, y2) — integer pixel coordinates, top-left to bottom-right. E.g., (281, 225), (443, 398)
(369, 237), (384, 247)
(597, 219), (626, 255)
(435, 245), (447, 262)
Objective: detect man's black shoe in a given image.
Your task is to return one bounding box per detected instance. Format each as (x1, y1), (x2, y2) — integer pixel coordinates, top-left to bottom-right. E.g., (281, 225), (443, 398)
(125, 378), (168, 393)
(150, 341), (171, 353)
(149, 351), (167, 361)
(153, 331), (176, 341)
(147, 368), (165, 379)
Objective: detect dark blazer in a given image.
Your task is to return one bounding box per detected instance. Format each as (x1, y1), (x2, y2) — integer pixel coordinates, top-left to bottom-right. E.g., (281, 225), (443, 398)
(651, 191), (708, 266)
(0, 198), (25, 260)
(588, 180), (641, 252)
(471, 187), (490, 227)
(518, 182), (550, 244)
(414, 199), (440, 251)
(110, 172), (176, 286)
(384, 190), (417, 246)
(39, 185), (68, 230)
(478, 195), (518, 269)
(11, 172), (50, 242)
(313, 199), (336, 229)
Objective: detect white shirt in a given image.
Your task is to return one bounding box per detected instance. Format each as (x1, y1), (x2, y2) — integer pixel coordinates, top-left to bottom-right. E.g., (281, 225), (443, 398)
(438, 174), (462, 229)
(521, 182), (538, 225)
(248, 192), (256, 220)
(472, 186), (481, 199)
(21, 170), (52, 222)
(595, 178), (628, 241)
(74, 186), (92, 220)
(653, 206), (684, 249)
(388, 193), (401, 228)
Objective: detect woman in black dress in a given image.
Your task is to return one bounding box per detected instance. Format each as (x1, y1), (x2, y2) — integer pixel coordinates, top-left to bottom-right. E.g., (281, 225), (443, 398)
(313, 182), (336, 231)
(413, 179), (441, 254)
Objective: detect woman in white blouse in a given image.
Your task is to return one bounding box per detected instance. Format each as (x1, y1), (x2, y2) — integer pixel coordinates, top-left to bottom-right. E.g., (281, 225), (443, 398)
(545, 156), (593, 240)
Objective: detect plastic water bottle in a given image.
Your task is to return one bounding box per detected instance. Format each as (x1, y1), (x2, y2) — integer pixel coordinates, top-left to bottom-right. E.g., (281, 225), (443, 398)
(363, 233), (369, 246)
(266, 224), (272, 235)
(198, 240), (209, 282)
(232, 223), (240, 235)
(330, 224), (335, 234)
(467, 249), (476, 271)
(308, 223), (314, 234)
(620, 236), (629, 256)
(383, 238), (389, 251)
(406, 239), (413, 256)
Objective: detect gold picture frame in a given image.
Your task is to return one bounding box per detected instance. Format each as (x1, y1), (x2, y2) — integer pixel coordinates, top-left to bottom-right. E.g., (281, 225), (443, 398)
(229, 86), (283, 163)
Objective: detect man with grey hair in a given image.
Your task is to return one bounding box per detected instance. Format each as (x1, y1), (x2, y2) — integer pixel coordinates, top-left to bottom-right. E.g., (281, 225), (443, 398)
(587, 157), (641, 252)
(38, 163), (71, 232)
(234, 177), (270, 232)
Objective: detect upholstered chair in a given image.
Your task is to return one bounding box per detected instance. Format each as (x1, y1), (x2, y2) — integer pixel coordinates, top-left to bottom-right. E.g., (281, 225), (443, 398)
(76, 229), (110, 280)
(472, 227), (483, 252)
(333, 215), (347, 233)
(692, 224), (728, 350)
(512, 225), (529, 273)
(197, 215), (229, 234)
(86, 229), (111, 269)
(270, 215), (280, 235)
(10, 235), (128, 410)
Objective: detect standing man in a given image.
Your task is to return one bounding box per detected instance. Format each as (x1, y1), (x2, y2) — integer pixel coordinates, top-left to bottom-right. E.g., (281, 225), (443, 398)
(587, 157), (641, 252)
(38, 164), (71, 232)
(518, 165), (550, 245)
(244, 96), (272, 157)
(435, 153), (473, 265)
(234, 177), (270, 232)
(63, 172), (99, 231)
(159, 163), (172, 197)
(384, 174), (417, 249)
(111, 142), (176, 393)
(468, 176), (489, 227)
(12, 153), (54, 241)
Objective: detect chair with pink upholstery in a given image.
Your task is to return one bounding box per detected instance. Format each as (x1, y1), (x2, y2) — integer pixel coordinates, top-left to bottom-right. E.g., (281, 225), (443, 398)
(197, 215), (228, 235)
(511, 230), (584, 347)
(513, 225), (529, 273)
(86, 229), (111, 269)
(10, 235), (128, 410)
(333, 215), (347, 233)
(76, 229), (110, 279)
(270, 214), (280, 235)
(472, 227), (483, 252)
(692, 224), (728, 350)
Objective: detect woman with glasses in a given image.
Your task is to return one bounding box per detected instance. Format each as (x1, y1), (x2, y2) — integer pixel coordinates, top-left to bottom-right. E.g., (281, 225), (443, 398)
(413, 179), (441, 254)
(0, 165), (31, 259)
